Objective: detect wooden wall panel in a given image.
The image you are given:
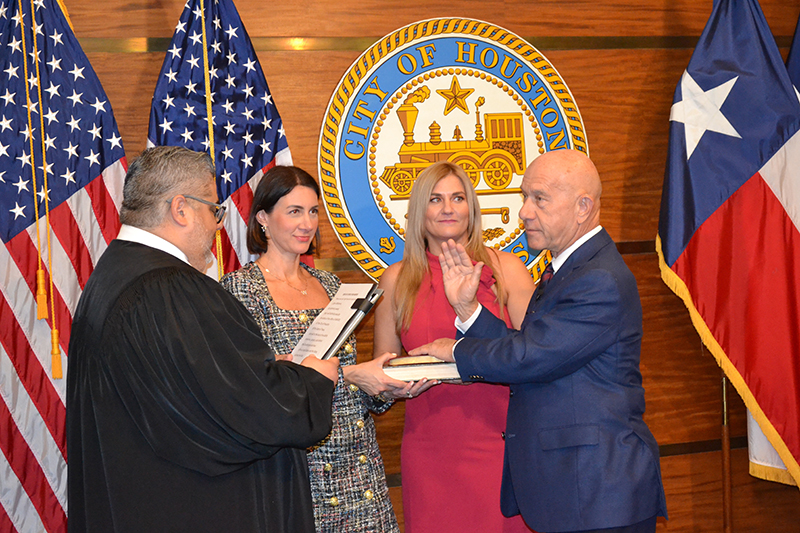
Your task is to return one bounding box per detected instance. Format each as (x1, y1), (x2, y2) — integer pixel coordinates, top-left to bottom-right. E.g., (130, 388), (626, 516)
(628, 254), (749, 443)
(65, 1), (800, 39)
(86, 53), (163, 152)
(56, 0), (800, 531)
(658, 449), (800, 532)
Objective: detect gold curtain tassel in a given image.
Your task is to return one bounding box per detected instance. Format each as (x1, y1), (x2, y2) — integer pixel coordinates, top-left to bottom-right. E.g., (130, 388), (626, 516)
(36, 269), (48, 319)
(51, 329), (62, 379)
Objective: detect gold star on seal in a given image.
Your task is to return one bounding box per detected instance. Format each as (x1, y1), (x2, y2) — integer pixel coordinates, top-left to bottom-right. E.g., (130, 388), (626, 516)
(436, 77), (474, 115)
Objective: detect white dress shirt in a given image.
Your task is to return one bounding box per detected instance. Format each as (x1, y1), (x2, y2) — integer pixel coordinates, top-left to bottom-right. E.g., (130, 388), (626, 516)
(116, 224), (190, 265)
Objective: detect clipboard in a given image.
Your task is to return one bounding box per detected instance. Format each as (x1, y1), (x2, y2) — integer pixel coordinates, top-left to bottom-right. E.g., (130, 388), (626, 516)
(291, 284), (383, 363)
(319, 285), (382, 360)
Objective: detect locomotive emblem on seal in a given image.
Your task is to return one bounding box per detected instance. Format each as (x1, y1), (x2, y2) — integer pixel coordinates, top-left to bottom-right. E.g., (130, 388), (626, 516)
(318, 18), (588, 280)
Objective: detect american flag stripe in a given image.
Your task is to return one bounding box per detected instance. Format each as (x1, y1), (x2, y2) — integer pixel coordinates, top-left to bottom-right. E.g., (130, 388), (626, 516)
(0, 503), (18, 533)
(0, 345), (67, 505)
(229, 169), (259, 221)
(214, 225), (242, 273)
(0, 323), (66, 458)
(0, 382), (66, 533)
(67, 188), (111, 266)
(2, 219), (109, 533)
(0, 249), (67, 443)
(85, 161), (125, 243)
(102, 161), (126, 209)
(222, 171), (259, 261)
(0, 444), (49, 533)
(47, 204), (94, 289)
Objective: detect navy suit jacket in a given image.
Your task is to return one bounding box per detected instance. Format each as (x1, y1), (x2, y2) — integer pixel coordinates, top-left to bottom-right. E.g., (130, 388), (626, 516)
(455, 229), (667, 532)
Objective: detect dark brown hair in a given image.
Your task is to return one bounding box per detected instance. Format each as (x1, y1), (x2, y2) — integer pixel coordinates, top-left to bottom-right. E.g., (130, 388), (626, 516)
(246, 165), (321, 255)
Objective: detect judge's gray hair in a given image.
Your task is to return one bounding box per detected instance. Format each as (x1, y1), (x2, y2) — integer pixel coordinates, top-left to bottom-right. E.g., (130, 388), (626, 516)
(120, 146), (216, 229)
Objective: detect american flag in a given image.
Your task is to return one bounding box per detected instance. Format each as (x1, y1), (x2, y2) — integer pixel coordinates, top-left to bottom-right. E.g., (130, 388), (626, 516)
(0, 0), (127, 531)
(148, 0), (291, 274)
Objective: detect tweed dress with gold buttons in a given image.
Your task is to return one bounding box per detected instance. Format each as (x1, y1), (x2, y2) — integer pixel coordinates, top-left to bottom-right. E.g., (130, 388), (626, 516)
(222, 262), (399, 533)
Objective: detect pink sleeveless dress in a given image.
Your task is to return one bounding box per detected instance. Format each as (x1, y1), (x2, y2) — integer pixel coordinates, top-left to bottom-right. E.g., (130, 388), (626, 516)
(399, 252), (534, 532)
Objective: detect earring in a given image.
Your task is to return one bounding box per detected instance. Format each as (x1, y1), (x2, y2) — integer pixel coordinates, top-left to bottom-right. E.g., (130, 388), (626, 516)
(261, 225), (268, 235)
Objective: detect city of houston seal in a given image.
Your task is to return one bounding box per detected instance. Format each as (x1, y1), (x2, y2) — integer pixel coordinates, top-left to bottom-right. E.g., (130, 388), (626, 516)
(318, 18), (588, 280)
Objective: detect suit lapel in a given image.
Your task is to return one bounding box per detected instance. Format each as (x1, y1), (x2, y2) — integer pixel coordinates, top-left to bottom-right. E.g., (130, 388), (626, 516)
(527, 229), (614, 313)
(554, 229), (613, 281)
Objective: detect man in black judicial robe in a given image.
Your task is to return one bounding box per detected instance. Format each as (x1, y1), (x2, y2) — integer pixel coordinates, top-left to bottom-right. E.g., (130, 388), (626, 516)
(67, 146), (339, 533)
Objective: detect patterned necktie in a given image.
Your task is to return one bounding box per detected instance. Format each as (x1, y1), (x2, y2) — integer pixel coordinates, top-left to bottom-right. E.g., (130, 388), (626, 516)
(535, 262), (554, 300)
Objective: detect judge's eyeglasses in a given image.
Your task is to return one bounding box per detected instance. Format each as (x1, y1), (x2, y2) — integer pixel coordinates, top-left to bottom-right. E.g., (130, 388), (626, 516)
(169, 195), (227, 223)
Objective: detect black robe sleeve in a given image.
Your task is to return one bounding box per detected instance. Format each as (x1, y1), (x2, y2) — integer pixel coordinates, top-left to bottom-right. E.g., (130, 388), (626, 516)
(102, 265), (334, 476)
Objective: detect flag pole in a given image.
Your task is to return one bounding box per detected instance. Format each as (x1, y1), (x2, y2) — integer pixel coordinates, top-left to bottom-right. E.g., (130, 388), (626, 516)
(721, 371), (733, 533)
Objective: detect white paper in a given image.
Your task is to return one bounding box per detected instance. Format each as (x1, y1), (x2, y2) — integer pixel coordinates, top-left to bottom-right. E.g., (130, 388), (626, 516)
(291, 283), (376, 363)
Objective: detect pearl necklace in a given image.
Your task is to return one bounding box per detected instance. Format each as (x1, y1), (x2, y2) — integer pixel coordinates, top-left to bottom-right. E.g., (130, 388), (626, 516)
(256, 259), (309, 295)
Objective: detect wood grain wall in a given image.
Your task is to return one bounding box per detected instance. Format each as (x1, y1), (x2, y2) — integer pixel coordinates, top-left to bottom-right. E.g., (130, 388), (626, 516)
(65, 1), (800, 530)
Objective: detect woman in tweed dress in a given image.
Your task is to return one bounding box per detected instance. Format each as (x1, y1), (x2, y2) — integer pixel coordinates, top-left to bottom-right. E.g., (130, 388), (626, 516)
(222, 166), (429, 532)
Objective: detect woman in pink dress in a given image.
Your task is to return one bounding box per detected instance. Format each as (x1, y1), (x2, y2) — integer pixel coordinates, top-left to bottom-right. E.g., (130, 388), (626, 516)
(373, 161), (536, 532)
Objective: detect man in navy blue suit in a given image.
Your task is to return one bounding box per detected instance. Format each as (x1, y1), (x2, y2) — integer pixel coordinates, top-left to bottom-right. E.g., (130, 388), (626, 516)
(411, 149), (667, 533)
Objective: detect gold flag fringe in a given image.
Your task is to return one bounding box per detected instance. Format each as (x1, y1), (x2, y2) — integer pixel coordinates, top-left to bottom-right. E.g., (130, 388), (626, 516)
(655, 234), (800, 488)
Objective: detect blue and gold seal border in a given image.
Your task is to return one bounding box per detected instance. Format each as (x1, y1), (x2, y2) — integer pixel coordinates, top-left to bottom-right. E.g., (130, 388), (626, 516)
(319, 18), (587, 279)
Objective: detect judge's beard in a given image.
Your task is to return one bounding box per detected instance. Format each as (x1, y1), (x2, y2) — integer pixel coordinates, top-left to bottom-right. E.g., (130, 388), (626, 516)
(199, 247), (215, 272)
(187, 224), (217, 272)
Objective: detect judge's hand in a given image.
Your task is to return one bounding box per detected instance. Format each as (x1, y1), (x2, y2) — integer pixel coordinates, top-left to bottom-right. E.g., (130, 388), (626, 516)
(301, 355), (340, 384)
(440, 239), (482, 321)
(275, 353), (293, 361)
(344, 352), (439, 399)
(408, 338), (457, 363)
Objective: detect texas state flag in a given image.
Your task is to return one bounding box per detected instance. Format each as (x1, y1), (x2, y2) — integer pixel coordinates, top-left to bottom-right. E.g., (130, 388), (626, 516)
(657, 0), (800, 486)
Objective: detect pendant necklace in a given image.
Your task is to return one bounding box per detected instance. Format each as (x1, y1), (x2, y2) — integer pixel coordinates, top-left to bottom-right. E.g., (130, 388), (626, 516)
(257, 260), (308, 295)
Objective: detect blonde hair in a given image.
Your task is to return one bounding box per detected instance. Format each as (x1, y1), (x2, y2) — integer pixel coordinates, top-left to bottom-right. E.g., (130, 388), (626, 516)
(394, 161), (505, 331)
